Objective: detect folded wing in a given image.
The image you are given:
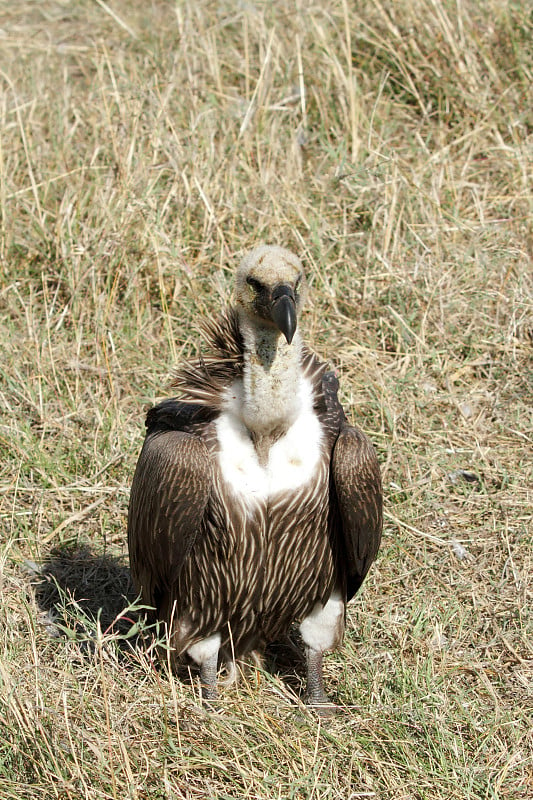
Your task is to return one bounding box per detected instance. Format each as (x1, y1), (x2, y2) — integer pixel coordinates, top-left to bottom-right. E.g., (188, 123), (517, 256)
(332, 424), (382, 600)
(127, 402), (212, 612)
(321, 372), (382, 602)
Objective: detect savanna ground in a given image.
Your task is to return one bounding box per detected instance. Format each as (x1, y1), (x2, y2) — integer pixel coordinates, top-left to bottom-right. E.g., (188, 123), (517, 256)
(0, 1), (531, 798)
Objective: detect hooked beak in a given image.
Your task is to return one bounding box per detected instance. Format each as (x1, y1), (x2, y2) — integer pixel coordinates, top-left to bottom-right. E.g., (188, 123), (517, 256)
(271, 284), (297, 344)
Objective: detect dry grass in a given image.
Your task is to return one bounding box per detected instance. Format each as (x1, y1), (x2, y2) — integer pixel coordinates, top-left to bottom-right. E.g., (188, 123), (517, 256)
(0, 1), (531, 798)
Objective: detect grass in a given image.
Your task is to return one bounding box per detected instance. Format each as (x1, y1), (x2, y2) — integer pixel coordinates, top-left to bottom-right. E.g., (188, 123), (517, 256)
(0, 0), (531, 797)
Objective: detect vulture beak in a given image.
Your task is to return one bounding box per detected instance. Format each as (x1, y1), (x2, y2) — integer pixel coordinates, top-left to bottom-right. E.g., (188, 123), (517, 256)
(271, 284), (297, 344)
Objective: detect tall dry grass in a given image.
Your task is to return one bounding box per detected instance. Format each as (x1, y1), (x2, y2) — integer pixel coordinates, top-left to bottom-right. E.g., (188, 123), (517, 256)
(0, 1), (531, 798)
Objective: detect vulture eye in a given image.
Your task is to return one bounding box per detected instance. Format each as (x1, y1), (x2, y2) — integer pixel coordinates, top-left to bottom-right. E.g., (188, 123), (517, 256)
(246, 276), (262, 292)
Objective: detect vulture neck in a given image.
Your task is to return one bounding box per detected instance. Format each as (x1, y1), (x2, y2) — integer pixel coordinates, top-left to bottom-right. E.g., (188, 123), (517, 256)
(238, 312), (304, 464)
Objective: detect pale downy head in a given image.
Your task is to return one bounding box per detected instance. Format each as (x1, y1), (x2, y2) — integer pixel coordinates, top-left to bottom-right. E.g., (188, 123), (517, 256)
(235, 245), (308, 344)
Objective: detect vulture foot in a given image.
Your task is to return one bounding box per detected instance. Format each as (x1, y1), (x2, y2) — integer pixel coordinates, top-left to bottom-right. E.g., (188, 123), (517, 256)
(305, 699), (340, 718)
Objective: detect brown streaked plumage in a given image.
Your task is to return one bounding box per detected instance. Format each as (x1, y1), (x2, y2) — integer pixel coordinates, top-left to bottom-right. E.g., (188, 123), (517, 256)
(128, 245), (382, 710)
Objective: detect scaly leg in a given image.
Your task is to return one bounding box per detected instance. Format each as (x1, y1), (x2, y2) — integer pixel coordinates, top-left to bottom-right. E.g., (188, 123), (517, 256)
(305, 646), (330, 706)
(187, 633), (221, 706)
(199, 648), (219, 702)
(299, 590), (345, 715)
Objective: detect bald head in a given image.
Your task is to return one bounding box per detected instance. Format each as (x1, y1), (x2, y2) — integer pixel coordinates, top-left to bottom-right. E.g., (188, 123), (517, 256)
(235, 246), (308, 344)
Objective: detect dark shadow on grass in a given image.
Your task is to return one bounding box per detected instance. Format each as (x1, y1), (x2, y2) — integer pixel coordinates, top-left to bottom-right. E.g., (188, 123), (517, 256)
(35, 544), (136, 635)
(33, 544), (197, 690)
(264, 635), (307, 697)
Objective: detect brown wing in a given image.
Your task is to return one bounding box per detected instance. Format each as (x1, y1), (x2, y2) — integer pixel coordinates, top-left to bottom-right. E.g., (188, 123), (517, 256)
(127, 425), (212, 612)
(331, 424), (383, 602)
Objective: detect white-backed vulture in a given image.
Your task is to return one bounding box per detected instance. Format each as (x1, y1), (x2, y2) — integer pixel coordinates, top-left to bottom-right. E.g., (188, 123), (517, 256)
(128, 245), (382, 710)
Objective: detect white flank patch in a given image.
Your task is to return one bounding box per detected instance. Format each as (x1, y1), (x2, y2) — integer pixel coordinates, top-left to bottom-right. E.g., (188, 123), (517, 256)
(216, 378), (322, 501)
(299, 590), (344, 652)
(187, 632), (221, 666)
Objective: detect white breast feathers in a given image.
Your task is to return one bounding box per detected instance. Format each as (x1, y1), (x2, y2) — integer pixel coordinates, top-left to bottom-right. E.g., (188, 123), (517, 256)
(216, 377), (323, 501)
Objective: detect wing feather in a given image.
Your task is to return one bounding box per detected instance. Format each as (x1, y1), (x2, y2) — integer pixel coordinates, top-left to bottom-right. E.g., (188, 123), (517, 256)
(127, 427), (212, 611)
(331, 425), (383, 602)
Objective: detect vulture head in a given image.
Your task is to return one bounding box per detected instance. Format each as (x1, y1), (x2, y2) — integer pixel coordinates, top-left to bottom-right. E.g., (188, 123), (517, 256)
(234, 245), (308, 345)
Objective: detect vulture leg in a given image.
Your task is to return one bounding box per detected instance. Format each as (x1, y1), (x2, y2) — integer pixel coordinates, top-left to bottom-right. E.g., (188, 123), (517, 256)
(299, 590), (345, 714)
(304, 646), (329, 706)
(187, 633), (221, 705)
(199, 653), (219, 702)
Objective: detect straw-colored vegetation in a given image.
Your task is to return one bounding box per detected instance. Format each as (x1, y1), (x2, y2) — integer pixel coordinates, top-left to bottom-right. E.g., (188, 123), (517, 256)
(0, 1), (531, 798)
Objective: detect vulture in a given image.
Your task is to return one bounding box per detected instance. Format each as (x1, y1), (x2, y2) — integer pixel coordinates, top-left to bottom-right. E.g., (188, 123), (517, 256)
(128, 245), (382, 711)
